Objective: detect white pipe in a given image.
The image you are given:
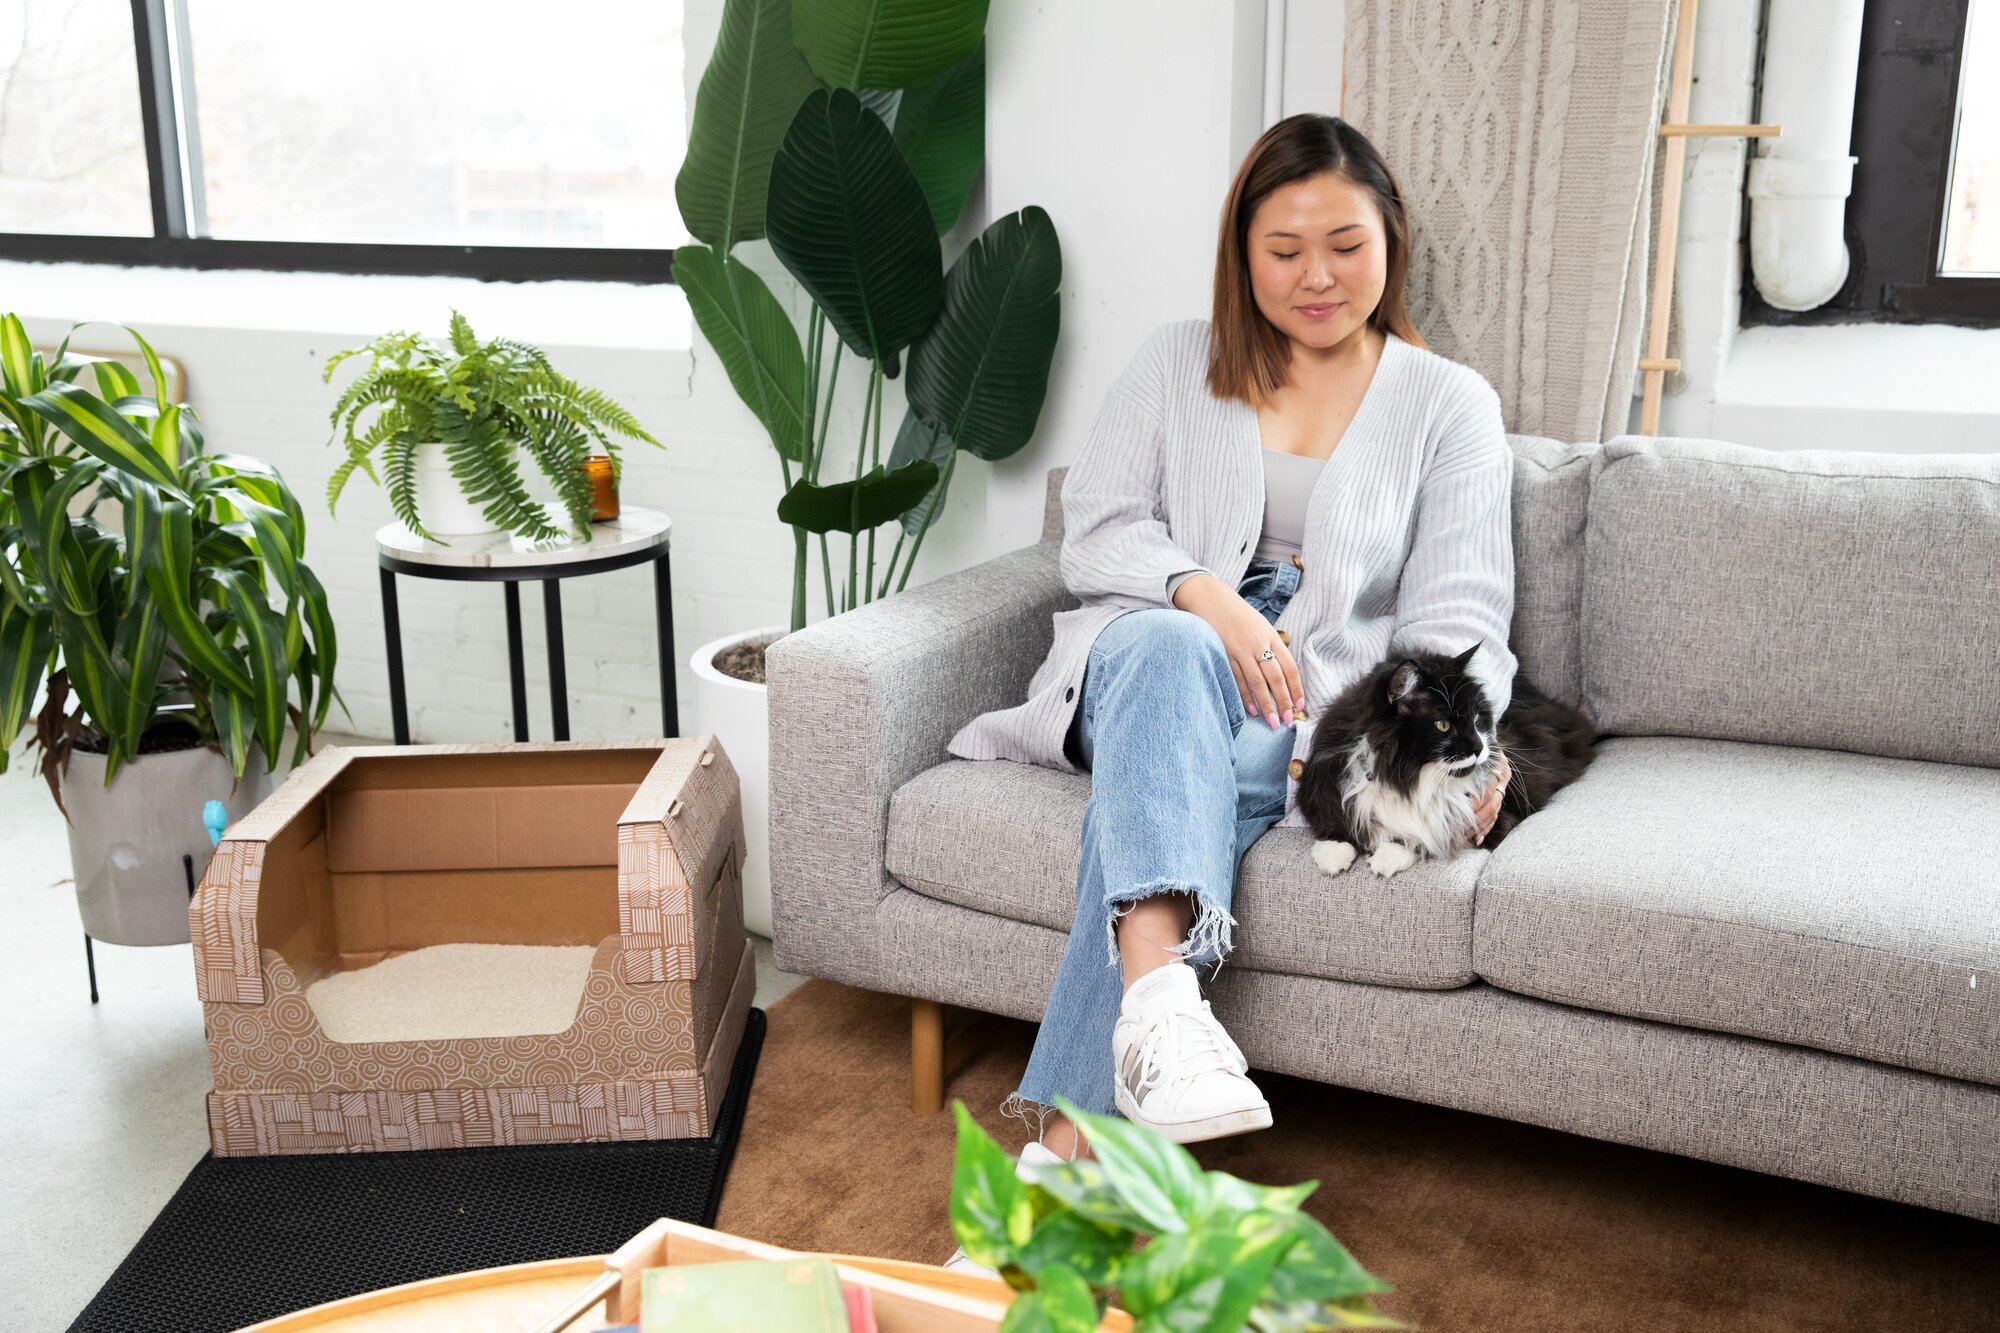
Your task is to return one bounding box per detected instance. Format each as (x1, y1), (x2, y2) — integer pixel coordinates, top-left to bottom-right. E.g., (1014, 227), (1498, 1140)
(1264, 0), (1288, 127)
(1746, 0), (1866, 310)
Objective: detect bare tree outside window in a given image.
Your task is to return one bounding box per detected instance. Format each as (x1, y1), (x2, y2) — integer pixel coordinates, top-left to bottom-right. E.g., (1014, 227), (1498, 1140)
(1942, 0), (1999, 274)
(183, 1), (686, 249)
(0, 0), (152, 236)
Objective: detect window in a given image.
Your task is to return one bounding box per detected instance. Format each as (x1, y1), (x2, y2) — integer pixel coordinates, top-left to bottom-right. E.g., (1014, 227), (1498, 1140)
(1746, 0), (2000, 326)
(0, 0), (684, 281)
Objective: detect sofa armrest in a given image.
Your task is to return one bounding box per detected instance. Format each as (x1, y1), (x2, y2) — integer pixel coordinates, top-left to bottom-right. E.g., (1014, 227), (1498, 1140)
(766, 538), (1071, 987)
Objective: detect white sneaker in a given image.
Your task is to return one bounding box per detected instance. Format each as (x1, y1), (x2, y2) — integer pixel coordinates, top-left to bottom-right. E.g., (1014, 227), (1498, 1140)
(1111, 962), (1272, 1143)
(942, 1139), (1067, 1278)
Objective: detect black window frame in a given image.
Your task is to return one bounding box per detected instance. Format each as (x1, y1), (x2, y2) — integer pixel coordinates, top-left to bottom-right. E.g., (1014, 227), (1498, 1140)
(0, 0), (676, 285)
(1744, 0), (2000, 328)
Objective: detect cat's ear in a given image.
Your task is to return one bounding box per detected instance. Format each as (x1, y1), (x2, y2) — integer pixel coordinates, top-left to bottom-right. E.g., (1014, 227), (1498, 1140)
(1452, 641), (1482, 671)
(1388, 661), (1424, 712)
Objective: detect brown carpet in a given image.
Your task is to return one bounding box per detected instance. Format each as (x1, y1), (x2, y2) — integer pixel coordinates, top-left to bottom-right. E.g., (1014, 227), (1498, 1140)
(716, 979), (1999, 1332)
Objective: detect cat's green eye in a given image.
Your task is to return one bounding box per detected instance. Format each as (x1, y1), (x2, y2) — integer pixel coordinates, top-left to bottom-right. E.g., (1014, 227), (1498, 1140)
(1434, 719), (1451, 732)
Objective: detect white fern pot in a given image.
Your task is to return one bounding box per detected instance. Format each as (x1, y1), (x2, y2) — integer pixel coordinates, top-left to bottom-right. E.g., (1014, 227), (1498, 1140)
(690, 626), (786, 938)
(412, 441), (500, 536)
(60, 746), (273, 946)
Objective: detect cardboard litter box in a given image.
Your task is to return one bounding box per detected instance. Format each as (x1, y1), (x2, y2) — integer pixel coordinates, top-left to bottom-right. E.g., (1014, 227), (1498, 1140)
(190, 737), (753, 1157)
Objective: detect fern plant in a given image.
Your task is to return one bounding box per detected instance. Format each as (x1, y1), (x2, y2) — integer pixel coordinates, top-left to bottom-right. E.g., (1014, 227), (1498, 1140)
(323, 310), (661, 543)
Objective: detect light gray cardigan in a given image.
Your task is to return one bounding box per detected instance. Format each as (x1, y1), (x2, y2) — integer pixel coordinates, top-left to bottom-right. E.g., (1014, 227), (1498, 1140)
(947, 317), (1518, 828)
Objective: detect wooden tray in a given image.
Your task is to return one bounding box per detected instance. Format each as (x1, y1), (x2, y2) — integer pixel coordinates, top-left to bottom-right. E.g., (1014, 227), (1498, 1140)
(238, 1217), (1132, 1332)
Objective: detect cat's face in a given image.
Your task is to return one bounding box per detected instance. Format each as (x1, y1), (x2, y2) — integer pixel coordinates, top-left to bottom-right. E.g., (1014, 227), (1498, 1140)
(1381, 643), (1492, 778)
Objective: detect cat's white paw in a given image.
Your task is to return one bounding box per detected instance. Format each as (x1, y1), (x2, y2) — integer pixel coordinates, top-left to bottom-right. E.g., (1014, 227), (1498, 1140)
(1311, 839), (1358, 876)
(1369, 842), (1419, 877)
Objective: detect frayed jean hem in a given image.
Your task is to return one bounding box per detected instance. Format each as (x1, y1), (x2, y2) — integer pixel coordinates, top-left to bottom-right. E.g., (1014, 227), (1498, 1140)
(1102, 881), (1238, 979)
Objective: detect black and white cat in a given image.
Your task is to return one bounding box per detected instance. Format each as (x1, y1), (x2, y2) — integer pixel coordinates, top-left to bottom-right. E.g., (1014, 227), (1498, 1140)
(1296, 642), (1596, 878)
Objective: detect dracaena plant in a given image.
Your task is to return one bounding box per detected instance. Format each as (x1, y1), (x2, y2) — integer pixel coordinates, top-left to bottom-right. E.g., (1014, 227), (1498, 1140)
(0, 315), (338, 803)
(950, 1098), (1402, 1333)
(675, 0), (1062, 633)
(322, 310), (661, 544)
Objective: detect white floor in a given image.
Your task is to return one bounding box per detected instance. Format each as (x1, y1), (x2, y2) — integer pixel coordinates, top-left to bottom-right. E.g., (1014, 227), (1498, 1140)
(0, 734), (807, 1332)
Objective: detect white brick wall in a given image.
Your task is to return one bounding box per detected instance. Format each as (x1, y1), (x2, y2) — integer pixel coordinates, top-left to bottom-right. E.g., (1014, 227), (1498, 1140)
(2, 0), (1004, 746)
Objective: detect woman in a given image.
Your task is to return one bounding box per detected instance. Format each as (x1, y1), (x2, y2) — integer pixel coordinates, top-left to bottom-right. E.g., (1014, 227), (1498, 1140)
(945, 114), (1517, 1184)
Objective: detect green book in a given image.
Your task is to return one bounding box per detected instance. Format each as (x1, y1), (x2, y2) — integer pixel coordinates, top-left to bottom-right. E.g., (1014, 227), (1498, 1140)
(640, 1257), (851, 1333)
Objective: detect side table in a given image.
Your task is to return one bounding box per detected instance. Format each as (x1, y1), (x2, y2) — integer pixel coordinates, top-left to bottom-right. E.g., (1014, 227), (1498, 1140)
(375, 507), (678, 744)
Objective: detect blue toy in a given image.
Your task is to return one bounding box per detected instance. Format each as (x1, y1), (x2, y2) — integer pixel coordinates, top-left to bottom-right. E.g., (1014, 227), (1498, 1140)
(203, 799), (228, 847)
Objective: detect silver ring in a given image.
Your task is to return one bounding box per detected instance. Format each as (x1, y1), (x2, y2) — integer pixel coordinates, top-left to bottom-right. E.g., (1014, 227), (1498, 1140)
(1259, 648), (1276, 661)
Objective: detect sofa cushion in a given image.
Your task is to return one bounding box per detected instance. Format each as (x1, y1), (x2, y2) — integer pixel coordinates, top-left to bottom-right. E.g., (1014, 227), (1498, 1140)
(1507, 435), (1597, 712)
(1476, 735), (2000, 1086)
(886, 759), (1481, 990)
(1582, 435), (2000, 768)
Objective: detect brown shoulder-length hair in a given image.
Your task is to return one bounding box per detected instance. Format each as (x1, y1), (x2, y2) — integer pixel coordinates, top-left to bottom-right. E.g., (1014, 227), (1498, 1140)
(1207, 114), (1427, 408)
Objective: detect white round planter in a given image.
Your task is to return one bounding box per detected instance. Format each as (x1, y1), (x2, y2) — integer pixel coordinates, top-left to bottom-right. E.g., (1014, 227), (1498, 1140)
(412, 441), (500, 536)
(690, 625), (786, 938)
(60, 745), (273, 946)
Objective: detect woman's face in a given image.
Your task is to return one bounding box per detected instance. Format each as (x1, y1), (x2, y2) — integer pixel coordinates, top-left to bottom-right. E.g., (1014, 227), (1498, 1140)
(1245, 171), (1388, 355)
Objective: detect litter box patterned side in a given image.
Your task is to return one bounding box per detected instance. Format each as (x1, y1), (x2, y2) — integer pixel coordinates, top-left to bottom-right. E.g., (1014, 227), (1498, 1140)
(206, 941), (756, 1155)
(190, 738), (756, 1157)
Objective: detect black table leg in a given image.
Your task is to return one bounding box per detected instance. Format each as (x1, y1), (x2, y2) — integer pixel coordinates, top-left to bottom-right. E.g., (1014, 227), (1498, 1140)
(504, 581), (530, 741)
(84, 932), (99, 1004)
(654, 551), (679, 737)
(380, 564), (410, 745)
(543, 578), (569, 741)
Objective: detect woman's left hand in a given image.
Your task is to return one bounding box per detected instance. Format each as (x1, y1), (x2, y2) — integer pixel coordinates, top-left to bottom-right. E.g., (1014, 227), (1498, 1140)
(1471, 750), (1511, 846)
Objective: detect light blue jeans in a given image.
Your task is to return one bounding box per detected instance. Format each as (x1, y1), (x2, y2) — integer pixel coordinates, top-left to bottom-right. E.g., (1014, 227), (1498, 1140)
(1006, 556), (1302, 1130)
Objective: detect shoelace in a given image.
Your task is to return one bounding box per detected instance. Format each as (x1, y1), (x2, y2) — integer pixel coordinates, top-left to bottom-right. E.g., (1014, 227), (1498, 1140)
(1130, 1002), (1246, 1106)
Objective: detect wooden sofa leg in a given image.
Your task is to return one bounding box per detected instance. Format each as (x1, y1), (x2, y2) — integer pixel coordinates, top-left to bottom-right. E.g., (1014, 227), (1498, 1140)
(912, 998), (946, 1115)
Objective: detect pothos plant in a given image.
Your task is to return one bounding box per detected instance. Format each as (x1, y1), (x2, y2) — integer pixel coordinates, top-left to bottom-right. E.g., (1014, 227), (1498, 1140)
(951, 1098), (1402, 1333)
(0, 315), (338, 803)
(323, 310), (661, 544)
(675, 0), (1062, 633)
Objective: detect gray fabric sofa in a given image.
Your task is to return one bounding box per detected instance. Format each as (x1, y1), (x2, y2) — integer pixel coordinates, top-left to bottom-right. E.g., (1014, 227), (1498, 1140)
(766, 433), (2000, 1222)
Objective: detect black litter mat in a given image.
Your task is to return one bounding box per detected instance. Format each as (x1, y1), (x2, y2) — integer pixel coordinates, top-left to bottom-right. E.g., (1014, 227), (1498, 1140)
(69, 1007), (765, 1333)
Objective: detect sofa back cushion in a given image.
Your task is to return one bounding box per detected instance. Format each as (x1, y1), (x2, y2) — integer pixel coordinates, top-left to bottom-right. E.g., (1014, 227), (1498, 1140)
(1507, 435), (1597, 711)
(1582, 434), (2000, 768)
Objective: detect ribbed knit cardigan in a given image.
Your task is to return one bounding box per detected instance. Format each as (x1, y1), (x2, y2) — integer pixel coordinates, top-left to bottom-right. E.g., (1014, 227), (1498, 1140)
(947, 317), (1518, 829)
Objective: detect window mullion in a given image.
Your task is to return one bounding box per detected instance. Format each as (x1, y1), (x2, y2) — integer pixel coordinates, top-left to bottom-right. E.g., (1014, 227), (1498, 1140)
(129, 0), (191, 239)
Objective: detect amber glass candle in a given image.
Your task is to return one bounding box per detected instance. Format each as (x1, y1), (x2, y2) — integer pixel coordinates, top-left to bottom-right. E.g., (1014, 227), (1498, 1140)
(582, 455), (619, 522)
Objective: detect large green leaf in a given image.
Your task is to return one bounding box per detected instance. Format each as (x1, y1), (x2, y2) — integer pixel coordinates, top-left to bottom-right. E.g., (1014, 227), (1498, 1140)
(1012, 1208), (1134, 1290)
(295, 564), (338, 733)
(142, 492), (254, 698)
(889, 40), (986, 235)
(675, 0), (824, 250)
(1120, 1213), (1300, 1330)
(0, 597), (54, 769)
(949, 1101), (1033, 1271)
(776, 459), (937, 534)
(105, 594), (167, 768)
(907, 206), (1062, 459)
(766, 88), (943, 365)
(996, 1264), (1098, 1333)
(22, 382), (182, 492)
(212, 567), (288, 762)
(674, 245), (808, 461)
(886, 410), (954, 537)
(92, 359), (143, 405)
(792, 0), (988, 90)
(0, 314), (36, 397)
(1055, 1097), (1200, 1235)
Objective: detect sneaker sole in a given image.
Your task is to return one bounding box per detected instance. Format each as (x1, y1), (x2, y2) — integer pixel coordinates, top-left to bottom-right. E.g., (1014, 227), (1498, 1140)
(1113, 1083), (1274, 1143)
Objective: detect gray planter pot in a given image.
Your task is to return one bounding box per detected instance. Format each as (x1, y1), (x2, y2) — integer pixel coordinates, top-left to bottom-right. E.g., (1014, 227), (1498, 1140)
(59, 745), (273, 946)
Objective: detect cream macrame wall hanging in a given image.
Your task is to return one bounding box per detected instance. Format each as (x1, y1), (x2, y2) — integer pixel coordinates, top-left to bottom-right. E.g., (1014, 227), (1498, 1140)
(1342, 0), (1778, 440)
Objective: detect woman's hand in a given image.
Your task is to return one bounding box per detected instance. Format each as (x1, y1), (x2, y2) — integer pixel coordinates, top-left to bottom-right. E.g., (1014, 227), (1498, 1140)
(1470, 750), (1511, 845)
(1171, 574), (1303, 728)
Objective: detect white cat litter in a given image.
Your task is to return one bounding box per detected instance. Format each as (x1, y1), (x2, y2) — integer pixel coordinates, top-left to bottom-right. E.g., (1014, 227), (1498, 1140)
(303, 943), (598, 1044)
